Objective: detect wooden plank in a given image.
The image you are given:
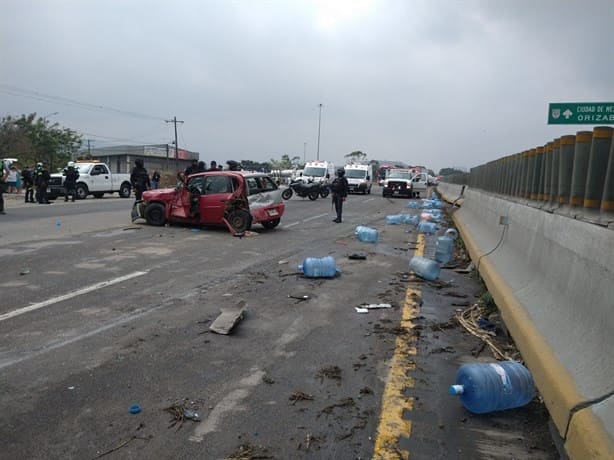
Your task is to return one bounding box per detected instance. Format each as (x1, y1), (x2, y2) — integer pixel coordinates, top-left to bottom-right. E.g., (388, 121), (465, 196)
(209, 301), (246, 335)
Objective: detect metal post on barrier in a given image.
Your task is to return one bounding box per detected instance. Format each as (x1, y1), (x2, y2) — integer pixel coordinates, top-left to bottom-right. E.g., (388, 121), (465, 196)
(569, 131), (593, 212)
(542, 142), (553, 203)
(549, 138), (561, 208)
(558, 135), (577, 206)
(600, 137), (614, 224)
(530, 147), (543, 201)
(583, 127), (613, 220)
(520, 150), (530, 199)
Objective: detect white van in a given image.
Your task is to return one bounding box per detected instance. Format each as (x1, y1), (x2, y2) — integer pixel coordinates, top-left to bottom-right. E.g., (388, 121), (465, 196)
(301, 161), (335, 183)
(344, 163), (373, 194)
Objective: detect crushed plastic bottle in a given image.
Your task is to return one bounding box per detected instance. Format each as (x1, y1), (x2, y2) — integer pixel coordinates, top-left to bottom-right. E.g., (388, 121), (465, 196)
(417, 221), (438, 234)
(386, 214), (404, 225)
(355, 226), (378, 243)
(408, 256), (440, 280)
(449, 361), (535, 414)
(403, 214), (420, 225)
(298, 256), (339, 278)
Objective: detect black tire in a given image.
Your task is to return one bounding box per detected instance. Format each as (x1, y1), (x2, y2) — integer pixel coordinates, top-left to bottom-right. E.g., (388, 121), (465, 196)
(119, 182), (131, 198)
(226, 209), (250, 233)
(281, 188), (293, 200)
(92, 192), (104, 199)
(261, 218), (280, 229)
(319, 188), (329, 198)
(75, 183), (88, 200)
(367, 186), (371, 195)
(308, 190), (319, 201)
(144, 202), (166, 226)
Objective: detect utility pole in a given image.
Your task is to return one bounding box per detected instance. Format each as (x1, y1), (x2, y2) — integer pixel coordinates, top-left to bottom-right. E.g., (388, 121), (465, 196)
(165, 116), (184, 167)
(316, 104), (323, 161)
(87, 139), (92, 156)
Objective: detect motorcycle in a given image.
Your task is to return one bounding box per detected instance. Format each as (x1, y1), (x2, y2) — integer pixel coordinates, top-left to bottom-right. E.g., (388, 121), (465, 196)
(281, 180), (329, 200)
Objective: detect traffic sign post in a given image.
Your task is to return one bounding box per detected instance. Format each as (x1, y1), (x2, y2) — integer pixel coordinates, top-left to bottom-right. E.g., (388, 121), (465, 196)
(548, 102), (614, 124)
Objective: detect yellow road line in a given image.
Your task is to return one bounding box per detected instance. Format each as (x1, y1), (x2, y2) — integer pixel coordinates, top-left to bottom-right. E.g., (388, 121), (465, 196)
(372, 235), (425, 460)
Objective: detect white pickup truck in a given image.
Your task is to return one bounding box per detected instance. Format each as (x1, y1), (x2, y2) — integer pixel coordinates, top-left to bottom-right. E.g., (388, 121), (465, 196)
(48, 162), (132, 200)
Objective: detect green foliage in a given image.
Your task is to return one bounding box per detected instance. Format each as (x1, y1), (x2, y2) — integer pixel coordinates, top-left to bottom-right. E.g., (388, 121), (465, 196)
(439, 167), (465, 176)
(269, 154), (301, 171)
(241, 159), (272, 172)
(344, 150), (367, 163)
(0, 113), (82, 170)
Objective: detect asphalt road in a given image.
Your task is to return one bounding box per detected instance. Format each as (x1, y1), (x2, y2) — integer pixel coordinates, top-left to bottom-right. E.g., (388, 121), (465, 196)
(0, 191), (558, 459)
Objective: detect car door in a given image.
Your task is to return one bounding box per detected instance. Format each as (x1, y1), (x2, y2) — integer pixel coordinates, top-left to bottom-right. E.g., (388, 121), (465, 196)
(90, 164), (111, 191)
(199, 175), (233, 224)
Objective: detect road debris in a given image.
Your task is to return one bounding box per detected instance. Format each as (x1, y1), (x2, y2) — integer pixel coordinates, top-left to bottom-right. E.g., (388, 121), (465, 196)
(262, 375), (275, 385)
(316, 365), (342, 384)
(288, 294), (309, 304)
(225, 443), (272, 460)
(348, 252), (367, 260)
(355, 303), (392, 313)
(289, 391), (314, 405)
(92, 435), (152, 459)
(163, 402), (202, 429)
(317, 397), (356, 418)
(19, 269), (30, 275)
(129, 404), (141, 414)
(210, 301), (246, 335)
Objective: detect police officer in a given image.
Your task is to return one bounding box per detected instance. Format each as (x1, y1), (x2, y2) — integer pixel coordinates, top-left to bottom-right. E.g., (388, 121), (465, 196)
(21, 165), (35, 203)
(63, 161), (79, 202)
(130, 158), (150, 201)
(331, 168), (349, 223)
(184, 159), (198, 177)
(34, 162), (51, 204)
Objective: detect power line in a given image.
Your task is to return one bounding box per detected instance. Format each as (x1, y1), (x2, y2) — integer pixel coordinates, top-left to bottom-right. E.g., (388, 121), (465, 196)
(0, 84), (166, 121)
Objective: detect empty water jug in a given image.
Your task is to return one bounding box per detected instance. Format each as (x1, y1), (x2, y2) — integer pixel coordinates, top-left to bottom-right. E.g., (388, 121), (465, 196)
(449, 361), (535, 414)
(417, 221), (438, 234)
(408, 256), (440, 280)
(403, 214), (420, 225)
(298, 256), (339, 278)
(386, 214), (403, 225)
(407, 201), (420, 209)
(355, 226), (378, 243)
(435, 234), (454, 264)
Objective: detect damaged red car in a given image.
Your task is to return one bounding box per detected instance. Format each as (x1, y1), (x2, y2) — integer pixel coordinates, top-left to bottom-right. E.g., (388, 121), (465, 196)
(132, 171), (285, 234)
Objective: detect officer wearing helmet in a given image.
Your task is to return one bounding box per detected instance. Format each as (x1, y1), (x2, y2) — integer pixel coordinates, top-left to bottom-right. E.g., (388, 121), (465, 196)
(62, 161), (80, 202)
(130, 158), (150, 201)
(34, 162), (51, 204)
(331, 167), (349, 223)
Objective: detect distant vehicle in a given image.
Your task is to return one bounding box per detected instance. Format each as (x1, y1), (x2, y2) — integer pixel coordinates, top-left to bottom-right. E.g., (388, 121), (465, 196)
(133, 171), (284, 233)
(381, 169), (414, 198)
(301, 161), (335, 184)
(48, 161), (132, 200)
(344, 163), (372, 194)
(376, 163), (407, 186)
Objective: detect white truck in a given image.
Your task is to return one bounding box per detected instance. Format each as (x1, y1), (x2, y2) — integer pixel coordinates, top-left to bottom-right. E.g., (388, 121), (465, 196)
(48, 161), (132, 200)
(300, 160), (335, 183)
(344, 163), (373, 194)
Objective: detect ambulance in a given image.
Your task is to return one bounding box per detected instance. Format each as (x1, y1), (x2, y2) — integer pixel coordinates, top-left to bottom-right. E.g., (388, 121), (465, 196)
(300, 161), (335, 183)
(344, 163), (373, 194)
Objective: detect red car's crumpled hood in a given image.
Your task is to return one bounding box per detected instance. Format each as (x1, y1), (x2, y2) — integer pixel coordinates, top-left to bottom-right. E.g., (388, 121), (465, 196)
(142, 187), (177, 202)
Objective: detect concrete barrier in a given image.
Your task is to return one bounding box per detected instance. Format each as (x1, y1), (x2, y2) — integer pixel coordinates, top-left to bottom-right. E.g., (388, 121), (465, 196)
(437, 182), (614, 459)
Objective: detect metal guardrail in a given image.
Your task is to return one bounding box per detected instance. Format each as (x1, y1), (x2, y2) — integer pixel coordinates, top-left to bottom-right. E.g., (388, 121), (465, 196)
(442, 126), (614, 225)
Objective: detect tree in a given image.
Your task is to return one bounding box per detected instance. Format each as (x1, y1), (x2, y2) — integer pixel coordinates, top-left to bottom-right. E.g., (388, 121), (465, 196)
(438, 167), (465, 176)
(0, 113), (82, 170)
(344, 150), (367, 163)
(269, 154), (297, 171)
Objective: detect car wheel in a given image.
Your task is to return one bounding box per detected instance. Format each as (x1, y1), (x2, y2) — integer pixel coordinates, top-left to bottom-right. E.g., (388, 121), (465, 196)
(144, 203), (166, 226)
(367, 186), (371, 195)
(319, 188), (329, 198)
(75, 183), (88, 200)
(92, 192), (104, 198)
(119, 182), (131, 198)
(227, 209), (250, 233)
(281, 189), (293, 200)
(261, 218), (280, 229)
(308, 191), (319, 201)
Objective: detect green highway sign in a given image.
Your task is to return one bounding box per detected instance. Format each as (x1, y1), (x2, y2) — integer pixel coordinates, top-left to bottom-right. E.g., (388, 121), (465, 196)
(548, 102), (614, 124)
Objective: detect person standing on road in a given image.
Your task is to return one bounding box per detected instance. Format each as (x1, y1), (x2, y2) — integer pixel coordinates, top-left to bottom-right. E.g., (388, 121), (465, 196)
(208, 160), (217, 171)
(34, 162), (51, 204)
(130, 158), (150, 201)
(184, 159), (198, 177)
(0, 160), (8, 214)
(21, 165), (35, 203)
(151, 170), (161, 190)
(63, 161), (79, 202)
(331, 167), (349, 223)
(197, 161), (206, 172)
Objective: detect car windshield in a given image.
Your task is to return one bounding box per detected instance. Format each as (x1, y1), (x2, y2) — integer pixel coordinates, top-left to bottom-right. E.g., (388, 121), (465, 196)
(303, 167), (326, 177)
(344, 169), (367, 179)
(388, 170), (411, 180)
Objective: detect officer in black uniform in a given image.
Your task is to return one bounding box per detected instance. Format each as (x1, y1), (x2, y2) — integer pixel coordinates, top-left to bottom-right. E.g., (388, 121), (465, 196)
(0, 160), (7, 214)
(184, 159), (198, 177)
(21, 165), (35, 203)
(331, 168), (349, 223)
(34, 162), (51, 204)
(130, 158), (150, 201)
(63, 161), (79, 202)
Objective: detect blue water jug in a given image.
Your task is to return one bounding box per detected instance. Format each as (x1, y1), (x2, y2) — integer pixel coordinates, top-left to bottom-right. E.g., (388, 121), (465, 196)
(417, 221), (438, 234)
(449, 361), (535, 414)
(421, 199), (434, 209)
(407, 201), (420, 209)
(435, 234), (454, 264)
(355, 226), (378, 243)
(298, 256), (339, 278)
(408, 256), (440, 280)
(386, 214), (403, 225)
(403, 215), (419, 225)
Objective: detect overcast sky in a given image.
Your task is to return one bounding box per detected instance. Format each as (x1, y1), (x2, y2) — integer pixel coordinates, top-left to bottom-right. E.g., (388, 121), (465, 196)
(2, 0), (613, 173)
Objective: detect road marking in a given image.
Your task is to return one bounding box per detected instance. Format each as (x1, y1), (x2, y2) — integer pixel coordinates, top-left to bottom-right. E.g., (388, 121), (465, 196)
(283, 221), (300, 228)
(373, 234), (425, 459)
(363, 198), (375, 203)
(0, 271), (147, 323)
(302, 213), (328, 223)
(189, 368), (265, 443)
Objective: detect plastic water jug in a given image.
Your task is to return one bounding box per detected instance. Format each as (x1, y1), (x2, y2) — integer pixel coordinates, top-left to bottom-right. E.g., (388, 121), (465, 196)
(408, 256), (440, 280)
(421, 199), (434, 209)
(403, 215), (419, 225)
(417, 221), (438, 234)
(449, 361), (535, 414)
(355, 226), (378, 243)
(435, 234), (454, 264)
(407, 201), (420, 209)
(298, 256), (339, 278)
(386, 214), (403, 225)
(445, 228), (458, 240)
